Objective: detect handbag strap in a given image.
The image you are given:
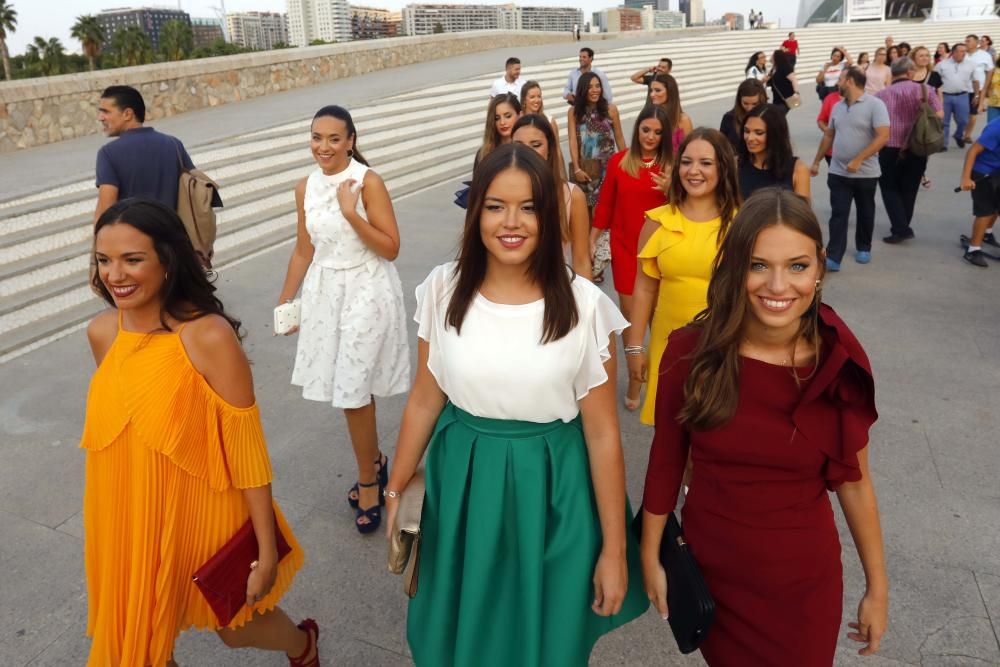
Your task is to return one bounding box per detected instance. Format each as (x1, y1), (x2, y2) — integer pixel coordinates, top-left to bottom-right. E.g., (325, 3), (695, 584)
(175, 142), (190, 174)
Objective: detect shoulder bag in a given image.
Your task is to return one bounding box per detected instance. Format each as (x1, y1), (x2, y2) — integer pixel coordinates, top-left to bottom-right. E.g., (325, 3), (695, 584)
(176, 144), (223, 268)
(632, 509), (715, 654)
(907, 83), (945, 157)
(772, 78), (802, 110)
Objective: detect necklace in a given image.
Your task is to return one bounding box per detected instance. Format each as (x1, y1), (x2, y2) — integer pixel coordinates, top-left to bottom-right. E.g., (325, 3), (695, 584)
(641, 156), (657, 168)
(743, 337), (795, 366)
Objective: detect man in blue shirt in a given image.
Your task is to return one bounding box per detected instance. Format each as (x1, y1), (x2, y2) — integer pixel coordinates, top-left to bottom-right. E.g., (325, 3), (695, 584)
(959, 116), (1000, 266)
(94, 86), (194, 221)
(562, 48), (613, 105)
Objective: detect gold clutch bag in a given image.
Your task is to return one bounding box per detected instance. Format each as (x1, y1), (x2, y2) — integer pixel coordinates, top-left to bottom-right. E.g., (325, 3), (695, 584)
(387, 468), (425, 598)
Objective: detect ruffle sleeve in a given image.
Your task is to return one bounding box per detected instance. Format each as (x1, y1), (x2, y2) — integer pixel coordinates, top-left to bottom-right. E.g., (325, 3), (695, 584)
(211, 398), (274, 489)
(792, 305), (878, 491)
(637, 204), (686, 280)
(642, 327), (699, 514)
(414, 261), (456, 342)
(572, 280), (629, 401)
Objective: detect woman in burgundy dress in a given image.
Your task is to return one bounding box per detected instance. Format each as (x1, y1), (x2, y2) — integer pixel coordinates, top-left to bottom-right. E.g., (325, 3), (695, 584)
(640, 188), (888, 665)
(591, 104), (671, 410)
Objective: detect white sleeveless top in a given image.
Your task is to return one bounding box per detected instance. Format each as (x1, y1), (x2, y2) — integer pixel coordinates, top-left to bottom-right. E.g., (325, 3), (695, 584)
(303, 159), (378, 271)
(414, 262), (628, 423)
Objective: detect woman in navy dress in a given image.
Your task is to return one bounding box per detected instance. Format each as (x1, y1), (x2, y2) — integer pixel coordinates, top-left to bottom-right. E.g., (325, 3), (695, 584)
(640, 188), (889, 666)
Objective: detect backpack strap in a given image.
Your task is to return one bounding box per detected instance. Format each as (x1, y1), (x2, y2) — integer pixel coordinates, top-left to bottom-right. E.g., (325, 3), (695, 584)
(175, 141), (190, 174)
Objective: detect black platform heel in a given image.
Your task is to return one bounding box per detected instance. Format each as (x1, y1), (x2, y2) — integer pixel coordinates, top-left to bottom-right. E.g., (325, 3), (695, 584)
(347, 453), (388, 509)
(355, 480), (383, 535)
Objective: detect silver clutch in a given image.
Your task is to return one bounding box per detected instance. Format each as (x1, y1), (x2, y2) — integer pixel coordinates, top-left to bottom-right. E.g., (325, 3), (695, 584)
(273, 299), (301, 335)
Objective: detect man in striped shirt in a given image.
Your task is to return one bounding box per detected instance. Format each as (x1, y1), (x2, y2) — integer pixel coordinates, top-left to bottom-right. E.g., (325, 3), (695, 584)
(875, 57), (943, 244)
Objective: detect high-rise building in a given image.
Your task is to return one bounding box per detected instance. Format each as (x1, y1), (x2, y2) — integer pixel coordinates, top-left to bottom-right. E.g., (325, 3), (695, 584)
(96, 7), (192, 53)
(602, 7), (642, 31)
(721, 11), (745, 29)
(351, 6), (401, 39)
(625, 0), (670, 10)
(227, 12), (290, 49)
(640, 5), (686, 29)
(678, 0), (704, 25)
(401, 4), (580, 35)
(287, 0), (351, 45)
(191, 17), (225, 48)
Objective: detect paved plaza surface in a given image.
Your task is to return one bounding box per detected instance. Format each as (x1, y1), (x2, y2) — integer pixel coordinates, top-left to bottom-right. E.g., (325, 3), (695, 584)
(2, 37), (1000, 667)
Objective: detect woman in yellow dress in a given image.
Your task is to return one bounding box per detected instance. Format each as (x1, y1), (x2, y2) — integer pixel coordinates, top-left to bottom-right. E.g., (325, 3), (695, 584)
(82, 198), (318, 666)
(624, 128), (741, 425)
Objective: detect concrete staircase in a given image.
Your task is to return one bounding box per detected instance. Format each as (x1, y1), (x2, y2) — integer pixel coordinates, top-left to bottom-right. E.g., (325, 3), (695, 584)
(1, 18), (996, 360)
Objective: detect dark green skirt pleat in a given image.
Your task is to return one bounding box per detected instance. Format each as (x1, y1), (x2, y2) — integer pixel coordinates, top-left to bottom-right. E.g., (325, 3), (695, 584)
(407, 403), (648, 667)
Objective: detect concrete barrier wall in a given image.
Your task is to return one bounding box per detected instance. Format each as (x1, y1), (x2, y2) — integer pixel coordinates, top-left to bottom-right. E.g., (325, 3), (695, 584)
(0, 28), (722, 153)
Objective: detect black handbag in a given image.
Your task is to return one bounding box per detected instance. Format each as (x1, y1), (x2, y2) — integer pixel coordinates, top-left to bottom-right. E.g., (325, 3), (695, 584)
(632, 509), (715, 654)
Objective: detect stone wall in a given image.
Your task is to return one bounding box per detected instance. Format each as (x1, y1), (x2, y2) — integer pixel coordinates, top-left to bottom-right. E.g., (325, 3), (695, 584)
(0, 28), (720, 153)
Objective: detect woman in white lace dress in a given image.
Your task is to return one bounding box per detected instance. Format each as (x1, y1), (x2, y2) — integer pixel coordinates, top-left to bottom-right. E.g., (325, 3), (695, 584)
(278, 105), (410, 534)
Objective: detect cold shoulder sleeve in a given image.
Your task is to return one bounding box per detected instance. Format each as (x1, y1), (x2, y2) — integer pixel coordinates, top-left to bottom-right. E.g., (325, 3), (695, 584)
(573, 281), (629, 400)
(211, 399), (274, 489)
(642, 328), (698, 514)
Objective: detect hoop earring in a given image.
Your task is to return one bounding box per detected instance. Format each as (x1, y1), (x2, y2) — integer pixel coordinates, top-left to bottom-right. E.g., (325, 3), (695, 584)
(164, 272), (169, 281)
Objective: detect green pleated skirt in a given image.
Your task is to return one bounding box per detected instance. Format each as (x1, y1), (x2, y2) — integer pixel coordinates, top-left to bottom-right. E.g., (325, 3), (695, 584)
(407, 403), (649, 667)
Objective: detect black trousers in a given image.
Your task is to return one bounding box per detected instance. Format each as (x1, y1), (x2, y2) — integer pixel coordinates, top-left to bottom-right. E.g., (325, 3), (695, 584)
(827, 173), (878, 262)
(878, 147), (927, 236)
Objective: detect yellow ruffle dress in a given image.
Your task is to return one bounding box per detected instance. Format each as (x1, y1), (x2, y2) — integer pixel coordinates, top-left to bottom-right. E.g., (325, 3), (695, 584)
(80, 321), (304, 667)
(637, 205), (722, 425)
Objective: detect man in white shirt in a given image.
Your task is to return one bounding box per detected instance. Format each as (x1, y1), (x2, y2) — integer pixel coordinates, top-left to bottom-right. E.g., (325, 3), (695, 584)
(935, 43), (978, 149)
(562, 47), (613, 105)
(489, 57), (526, 98)
(963, 34), (995, 143)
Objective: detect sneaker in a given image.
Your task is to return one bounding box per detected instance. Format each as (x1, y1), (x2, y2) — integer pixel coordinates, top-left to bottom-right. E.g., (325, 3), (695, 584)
(856, 251), (872, 264)
(964, 249), (989, 267)
(985, 232), (1000, 248)
(826, 257), (841, 272)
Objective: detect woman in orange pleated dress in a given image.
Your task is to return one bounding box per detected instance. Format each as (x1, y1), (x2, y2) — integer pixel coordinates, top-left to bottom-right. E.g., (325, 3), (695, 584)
(81, 198), (318, 667)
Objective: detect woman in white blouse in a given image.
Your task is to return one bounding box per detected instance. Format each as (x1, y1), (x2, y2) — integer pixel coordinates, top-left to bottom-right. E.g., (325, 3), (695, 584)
(816, 46), (853, 99)
(384, 143), (647, 667)
(745, 51), (769, 83)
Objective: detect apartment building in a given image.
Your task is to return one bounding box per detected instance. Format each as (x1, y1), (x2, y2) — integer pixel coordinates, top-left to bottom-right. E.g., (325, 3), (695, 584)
(351, 6), (401, 39)
(287, 0), (351, 45)
(641, 6), (687, 28)
(227, 11), (290, 50)
(191, 17), (224, 48)
(402, 3), (580, 35)
(96, 7), (191, 52)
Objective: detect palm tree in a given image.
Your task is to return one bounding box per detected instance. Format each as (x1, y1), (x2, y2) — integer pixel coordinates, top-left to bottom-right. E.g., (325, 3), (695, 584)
(159, 20), (192, 62)
(71, 15), (105, 72)
(0, 0), (18, 81)
(26, 35), (63, 75)
(111, 25), (151, 67)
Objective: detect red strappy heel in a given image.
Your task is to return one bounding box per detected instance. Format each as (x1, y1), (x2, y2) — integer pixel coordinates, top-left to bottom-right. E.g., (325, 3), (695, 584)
(288, 618), (319, 667)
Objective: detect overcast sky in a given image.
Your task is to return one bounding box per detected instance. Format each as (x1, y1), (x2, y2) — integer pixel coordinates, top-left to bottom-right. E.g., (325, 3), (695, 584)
(6, 0), (799, 55)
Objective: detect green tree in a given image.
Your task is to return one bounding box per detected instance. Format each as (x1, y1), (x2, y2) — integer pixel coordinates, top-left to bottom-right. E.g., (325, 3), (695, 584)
(432, 22), (444, 34)
(0, 0), (17, 81)
(159, 19), (192, 61)
(70, 14), (105, 72)
(111, 25), (151, 66)
(308, 38), (329, 45)
(25, 35), (63, 75)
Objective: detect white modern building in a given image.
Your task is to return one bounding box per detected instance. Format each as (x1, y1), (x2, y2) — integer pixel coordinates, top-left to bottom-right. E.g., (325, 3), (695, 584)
(402, 3), (581, 35)
(798, 0), (998, 22)
(227, 12), (290, 49)
(287, 0), (351, 45)
(640, 5), (686, 29)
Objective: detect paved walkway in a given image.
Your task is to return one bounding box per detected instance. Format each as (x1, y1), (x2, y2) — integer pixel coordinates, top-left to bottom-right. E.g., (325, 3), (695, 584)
(1, 45), (999, 667)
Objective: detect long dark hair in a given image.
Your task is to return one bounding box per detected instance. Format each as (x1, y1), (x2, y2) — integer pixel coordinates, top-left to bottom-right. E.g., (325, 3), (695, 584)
(650, 73), (682, 131)
(678, 188), (825, 430)
(446, 143), (578, 343)
(512, 113), (569, 241)
(745, 51), (765, 75)
(739, 103), (794, 183)
(573, 71), (609, 122)
(772, 48), (792, 73)
(622, 104), (672, 178)
(478, 93), (522, 163)
(667, 128), (741, 242)
(728, 79), (768, 137)
(313, 105), (368, 166)
(92, 198), (243, 339)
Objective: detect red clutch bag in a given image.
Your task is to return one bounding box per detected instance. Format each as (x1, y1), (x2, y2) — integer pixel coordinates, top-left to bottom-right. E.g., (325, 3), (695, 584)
(192, 517), (292, 626)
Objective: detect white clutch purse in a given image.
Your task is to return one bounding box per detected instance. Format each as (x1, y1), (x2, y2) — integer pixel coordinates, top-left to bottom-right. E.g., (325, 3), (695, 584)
(273, 299), (301, 335)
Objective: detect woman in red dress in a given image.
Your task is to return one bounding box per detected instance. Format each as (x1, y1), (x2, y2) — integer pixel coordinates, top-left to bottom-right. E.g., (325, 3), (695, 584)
(591, 104), (671, 410)
(640, 188), (889, 666)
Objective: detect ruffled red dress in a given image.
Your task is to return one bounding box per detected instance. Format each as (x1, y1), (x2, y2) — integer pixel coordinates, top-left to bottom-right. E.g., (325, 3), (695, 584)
(642, 304), (877, 666)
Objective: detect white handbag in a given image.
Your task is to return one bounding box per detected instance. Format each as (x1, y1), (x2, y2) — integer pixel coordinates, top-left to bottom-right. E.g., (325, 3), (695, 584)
(273, 299), (301, 335)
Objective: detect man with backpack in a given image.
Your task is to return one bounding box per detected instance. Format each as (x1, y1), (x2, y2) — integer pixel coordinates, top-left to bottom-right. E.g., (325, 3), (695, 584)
(95, 86), (221, 266)
(875, 57), (943, 244)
